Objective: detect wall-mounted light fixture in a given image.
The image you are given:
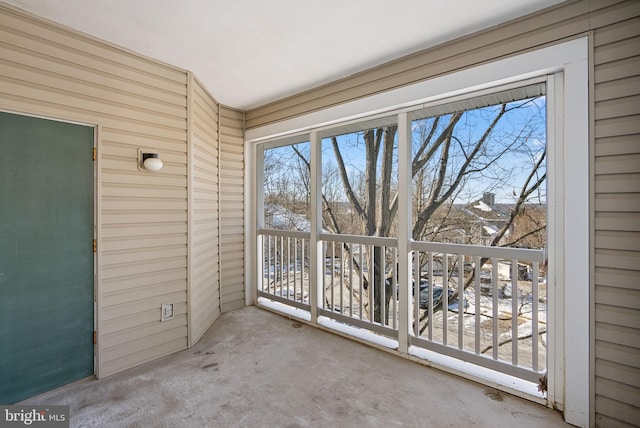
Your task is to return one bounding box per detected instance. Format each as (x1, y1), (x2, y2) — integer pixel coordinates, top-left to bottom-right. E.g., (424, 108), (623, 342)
(138, 149), (163, 172)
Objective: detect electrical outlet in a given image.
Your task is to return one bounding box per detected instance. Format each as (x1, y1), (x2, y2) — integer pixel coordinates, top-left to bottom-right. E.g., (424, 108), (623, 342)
(161, 303), (174, 321)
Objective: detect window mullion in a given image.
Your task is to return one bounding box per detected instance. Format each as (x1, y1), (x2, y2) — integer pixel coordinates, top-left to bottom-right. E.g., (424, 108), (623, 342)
(309, 131), (322, 324)
(397, 112), (412, 353)
(256, 147), (265, 298)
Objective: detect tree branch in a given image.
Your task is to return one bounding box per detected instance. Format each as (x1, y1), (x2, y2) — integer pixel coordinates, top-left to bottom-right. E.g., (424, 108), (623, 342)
(364, 130), (378, 235)
(500, 224), (547, 248)
(378, 125), (397, 236)
(413, 116), (440, 162)
(412, 105), (508, 239)
(412, 113), (463, 176)
(331, 136), (365, 221)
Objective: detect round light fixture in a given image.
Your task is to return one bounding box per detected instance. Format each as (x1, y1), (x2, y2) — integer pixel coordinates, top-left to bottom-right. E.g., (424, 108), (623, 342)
(142, 153), (163, 171)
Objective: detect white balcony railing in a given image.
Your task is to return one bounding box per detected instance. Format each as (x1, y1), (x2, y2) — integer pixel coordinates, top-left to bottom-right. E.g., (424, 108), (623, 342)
(409, 240), (546, 383)
(257, 229), (546, 386)
(258, 229), (311, 311)
(318, 233), (399, 339)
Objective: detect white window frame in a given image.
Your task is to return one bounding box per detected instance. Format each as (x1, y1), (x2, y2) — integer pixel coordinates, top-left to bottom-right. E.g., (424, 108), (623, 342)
(245, 37), (589, 427)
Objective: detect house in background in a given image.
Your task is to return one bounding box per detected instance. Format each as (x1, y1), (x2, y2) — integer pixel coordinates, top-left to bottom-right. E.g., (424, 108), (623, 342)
(456, 192), (547, 248)
(460, 192), (511, 246)
(0, 1), (638, 427)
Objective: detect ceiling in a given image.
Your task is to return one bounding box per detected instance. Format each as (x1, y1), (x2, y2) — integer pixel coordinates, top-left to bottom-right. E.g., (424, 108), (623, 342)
(3, 0), (564, 110)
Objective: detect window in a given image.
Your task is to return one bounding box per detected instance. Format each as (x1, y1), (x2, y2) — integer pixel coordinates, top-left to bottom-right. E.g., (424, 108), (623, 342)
(248, 39), (589, 425)
(257, 84), (549, 370)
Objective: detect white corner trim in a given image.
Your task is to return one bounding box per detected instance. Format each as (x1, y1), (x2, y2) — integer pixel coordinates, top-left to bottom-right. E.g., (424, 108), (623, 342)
(561, 47), (590, 428)
(245, 139), (257, 306)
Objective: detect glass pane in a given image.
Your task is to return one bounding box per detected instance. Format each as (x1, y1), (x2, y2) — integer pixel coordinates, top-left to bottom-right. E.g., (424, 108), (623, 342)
(410, 93), (547, 372)
(411, 96), (547, 246)
(321, 122), (399, 237)
(263, 141), (311, 231)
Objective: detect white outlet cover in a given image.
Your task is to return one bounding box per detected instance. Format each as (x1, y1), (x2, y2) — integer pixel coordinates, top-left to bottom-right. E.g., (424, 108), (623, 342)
(161, 303), (174, 321)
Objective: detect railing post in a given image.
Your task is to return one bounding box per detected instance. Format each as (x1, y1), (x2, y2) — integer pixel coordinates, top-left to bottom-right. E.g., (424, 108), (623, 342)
(254, 146), (265, 303)
(309, 131), (322, 324)
(397, 112), (411, 354)
(256, 234), (264, 294)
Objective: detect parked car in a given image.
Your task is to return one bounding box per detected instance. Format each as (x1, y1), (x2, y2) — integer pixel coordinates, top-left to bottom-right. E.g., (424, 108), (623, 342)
(393, 278), (429, 298)
(419, 285), (468, 311)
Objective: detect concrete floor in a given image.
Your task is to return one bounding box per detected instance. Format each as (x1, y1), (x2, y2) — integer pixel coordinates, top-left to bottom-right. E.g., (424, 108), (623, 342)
(24, 306), (569, 427)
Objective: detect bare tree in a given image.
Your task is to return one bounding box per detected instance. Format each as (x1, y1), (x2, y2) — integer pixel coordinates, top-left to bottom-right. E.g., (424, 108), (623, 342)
(324, 98), (546, 323)
(264, 96), (547, 326)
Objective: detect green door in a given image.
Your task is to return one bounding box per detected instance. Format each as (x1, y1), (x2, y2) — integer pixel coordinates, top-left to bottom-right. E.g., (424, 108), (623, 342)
(0, 112), (94, 404)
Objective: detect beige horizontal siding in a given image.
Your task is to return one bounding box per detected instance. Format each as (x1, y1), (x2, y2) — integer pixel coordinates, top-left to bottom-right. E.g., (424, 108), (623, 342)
(595, 340), (640, 368)
(0, 4), (189, 378)
(595, 230), (640, 251)
(595, 153), (640, 174)
(0, 12), (185, 88)
(595, 285), (639, 310)
(594, 135), (640, 158)
(595, 212), (640, 231)
(219, 106), (245, 312)
(596, 378), (639, 407)
(594, 399), (639, 427)
(594, 415), (636, 428)
(101, 329), (187, 376)
(593, 4), (640, 426)
(100, 268), (187, 295)
(595, 267), (640, 290)
(596, 304), (640, 331)
(595, 249), (640, 271)
(188, 75), (221, 345)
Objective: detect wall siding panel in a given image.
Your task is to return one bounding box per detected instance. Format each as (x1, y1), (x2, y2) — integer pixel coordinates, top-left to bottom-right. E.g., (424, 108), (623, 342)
(188, 75), (221, 346)
(593, 8), (640, 425)
(0, 4), (190, 378)
(245, 1), (640, 424)
(219, 106), (245, 312)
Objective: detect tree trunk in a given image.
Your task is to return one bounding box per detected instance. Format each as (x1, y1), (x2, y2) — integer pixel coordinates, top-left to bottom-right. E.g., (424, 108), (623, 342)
(371, 245), (393, 324)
